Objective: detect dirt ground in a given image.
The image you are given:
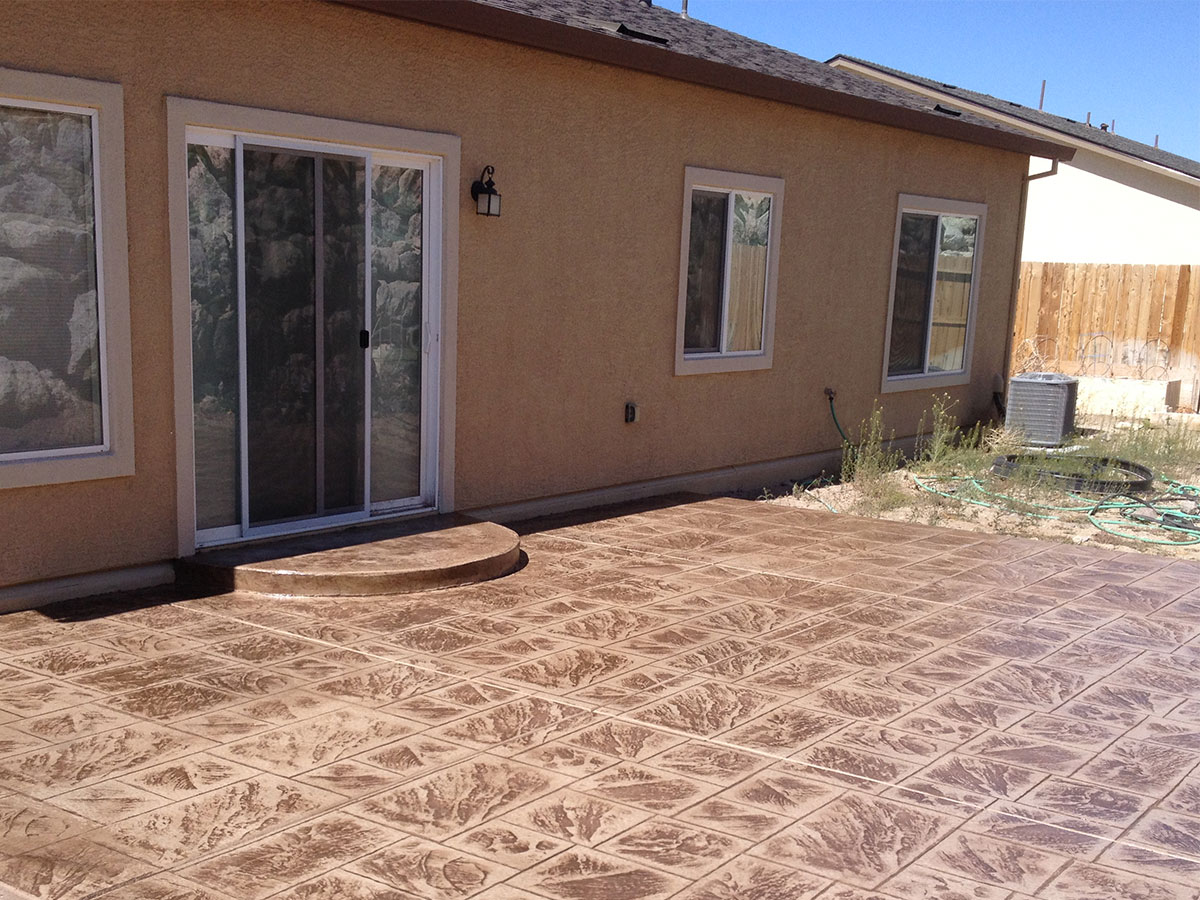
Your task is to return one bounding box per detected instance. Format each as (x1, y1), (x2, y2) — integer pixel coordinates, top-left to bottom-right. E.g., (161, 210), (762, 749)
(765, 469), (1200, 561)
(759, 378), (1200, 560)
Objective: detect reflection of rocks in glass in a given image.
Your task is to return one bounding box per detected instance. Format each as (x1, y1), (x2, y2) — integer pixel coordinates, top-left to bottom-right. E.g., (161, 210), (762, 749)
(241, 148), (319, 523)
(371, 165), (423, 501)
(0, 357), (97, 450)
(940, 216), (977, 255)
(0, 104), (101, 453)
(184, 147), (428, 517)
(733, 193), (770, 246)
(68, 290), (99, 384)
(188, 144), (239, 528)
(320, 157), (367, 514)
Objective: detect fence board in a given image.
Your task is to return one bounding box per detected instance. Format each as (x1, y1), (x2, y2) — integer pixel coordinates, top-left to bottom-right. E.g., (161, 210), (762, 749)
(1102, 264), (1123, 345)
(1185, 265), (1200, 374)
(1150, 266), (1169, 339)
(1018, 262), (1041, 347)
(1012, 262), (1198, 379)
(1139, 267), (1159, 346)
(1168, 265), (1192, 357)
(1059, 262), (1077, 349)
(727, 243), (767, 352)
(1068, 263), (1089, 358)
(1120, 267), (1134, 365)
(1161, 266), (1182, 348)
(1028, 263), (1044, 341)
(1090, 263), (1110, 343)
(1040, 263), (1064, 352)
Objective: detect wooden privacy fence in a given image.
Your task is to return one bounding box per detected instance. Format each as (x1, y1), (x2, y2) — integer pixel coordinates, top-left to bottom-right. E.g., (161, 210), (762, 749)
(892, 254), (972, 372)
(1012, 262), (1199, 379)
(931, 255), (972, 371)
(726, 243), (767, 352)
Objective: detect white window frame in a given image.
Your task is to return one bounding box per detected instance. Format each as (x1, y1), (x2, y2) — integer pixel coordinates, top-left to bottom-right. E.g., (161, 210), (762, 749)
(675, 167), (783, 376)
(0, 69), (133, 489)
(881, 193), (987, 393)
(166, 98), (460, 556)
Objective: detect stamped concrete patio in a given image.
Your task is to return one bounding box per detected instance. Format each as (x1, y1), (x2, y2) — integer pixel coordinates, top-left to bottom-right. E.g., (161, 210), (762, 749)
(2, 496), (1200, 900)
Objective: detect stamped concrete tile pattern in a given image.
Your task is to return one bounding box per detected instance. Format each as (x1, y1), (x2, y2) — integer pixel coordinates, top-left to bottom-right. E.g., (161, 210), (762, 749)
(350, 754), (569, 838)
(758, 791), (956, 886)
(3, 497), (1200, 898)
(96, 774), (343, 865)
(510, 846), (690, 899)
(0, 836), (158, 899)
(347, 833), (516, 898)
(502, 787), (653, 845)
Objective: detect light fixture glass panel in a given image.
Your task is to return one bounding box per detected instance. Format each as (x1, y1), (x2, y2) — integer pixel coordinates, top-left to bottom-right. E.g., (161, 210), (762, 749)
(476, 191), (499, 216)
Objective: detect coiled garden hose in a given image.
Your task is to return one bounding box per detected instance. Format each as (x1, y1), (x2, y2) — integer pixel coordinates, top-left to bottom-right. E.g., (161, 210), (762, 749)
(818, 388), (1199, 546)
(913, 473), (1200, 546)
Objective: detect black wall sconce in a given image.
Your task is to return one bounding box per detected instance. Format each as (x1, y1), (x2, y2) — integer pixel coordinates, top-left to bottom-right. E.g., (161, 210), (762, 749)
(470, 165), (501, 217)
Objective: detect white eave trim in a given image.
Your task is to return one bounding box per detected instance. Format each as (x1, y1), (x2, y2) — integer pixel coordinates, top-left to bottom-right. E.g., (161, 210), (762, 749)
(829, 58), (1200, 189)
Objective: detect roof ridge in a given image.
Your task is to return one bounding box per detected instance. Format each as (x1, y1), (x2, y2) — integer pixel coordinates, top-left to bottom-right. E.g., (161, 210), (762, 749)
(829, 54), (1200, 178)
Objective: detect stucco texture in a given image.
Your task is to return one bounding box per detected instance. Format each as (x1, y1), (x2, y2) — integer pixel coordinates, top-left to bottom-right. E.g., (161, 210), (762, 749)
(0, 0), (1027, 587)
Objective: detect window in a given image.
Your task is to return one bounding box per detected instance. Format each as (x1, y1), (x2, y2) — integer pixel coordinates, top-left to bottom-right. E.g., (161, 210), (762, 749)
(882, 194), (986, 391)
(676, 167), (783, 375)
(0, 69), (132, 488)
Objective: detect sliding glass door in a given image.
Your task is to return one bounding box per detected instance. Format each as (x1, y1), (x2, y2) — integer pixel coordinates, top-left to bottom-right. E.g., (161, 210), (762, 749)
(187, 131), (436, 544)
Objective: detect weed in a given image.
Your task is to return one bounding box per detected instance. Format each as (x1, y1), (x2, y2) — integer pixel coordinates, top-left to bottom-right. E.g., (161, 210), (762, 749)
(1074, 413), (1200, 485)
(842, 404), (907, 515)
(912, 394), (1014, 477)
(783, 393), (1200, 557)
(915, 394), (960, 469)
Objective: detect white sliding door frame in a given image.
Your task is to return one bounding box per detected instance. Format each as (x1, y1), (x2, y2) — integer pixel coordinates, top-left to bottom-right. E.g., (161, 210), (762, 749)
(167, 98), (459, 555)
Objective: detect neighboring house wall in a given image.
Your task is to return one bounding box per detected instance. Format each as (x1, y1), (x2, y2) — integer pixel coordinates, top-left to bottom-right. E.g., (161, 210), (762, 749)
(0, 0), (1028, 589)
(1024, 150), (1200, 264)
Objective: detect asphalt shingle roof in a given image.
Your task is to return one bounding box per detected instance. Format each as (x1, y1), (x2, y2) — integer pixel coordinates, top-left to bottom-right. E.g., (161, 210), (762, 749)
(349, 0), (1073, 160)
(484, 0), (952, 113)
(831, 55), (1200, 179)
(487, 0), (1052, 139)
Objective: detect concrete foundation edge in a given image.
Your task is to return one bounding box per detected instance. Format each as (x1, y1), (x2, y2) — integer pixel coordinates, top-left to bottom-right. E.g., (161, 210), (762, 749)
(0, 563), (176, 613)
(468, 444), (877, 523)
(1, 438), (923, 612)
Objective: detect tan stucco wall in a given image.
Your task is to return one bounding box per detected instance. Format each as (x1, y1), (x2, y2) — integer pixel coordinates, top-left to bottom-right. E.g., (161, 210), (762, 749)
(0, 0), (1027, 587)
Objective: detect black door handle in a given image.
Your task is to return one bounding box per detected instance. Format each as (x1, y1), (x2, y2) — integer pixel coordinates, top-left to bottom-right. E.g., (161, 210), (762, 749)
(359, 330), (370, 349)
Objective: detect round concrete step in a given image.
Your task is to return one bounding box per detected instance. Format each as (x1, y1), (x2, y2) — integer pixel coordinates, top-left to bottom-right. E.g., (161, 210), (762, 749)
(176, 519), (521, 597)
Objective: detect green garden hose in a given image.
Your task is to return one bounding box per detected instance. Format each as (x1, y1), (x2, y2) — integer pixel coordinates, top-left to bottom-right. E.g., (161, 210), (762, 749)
(913, 473), (1200, 546)
(806, 487), (839, 514)
(821, 388), (1199, 546)
(825, 389), (849, 443)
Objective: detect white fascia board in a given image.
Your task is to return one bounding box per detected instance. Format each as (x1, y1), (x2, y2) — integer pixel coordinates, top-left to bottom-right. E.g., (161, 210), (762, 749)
(829, 59), (1200, 189)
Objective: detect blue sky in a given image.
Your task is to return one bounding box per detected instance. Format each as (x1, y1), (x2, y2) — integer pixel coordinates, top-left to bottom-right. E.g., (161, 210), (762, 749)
(655, 0), (1200, 161)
